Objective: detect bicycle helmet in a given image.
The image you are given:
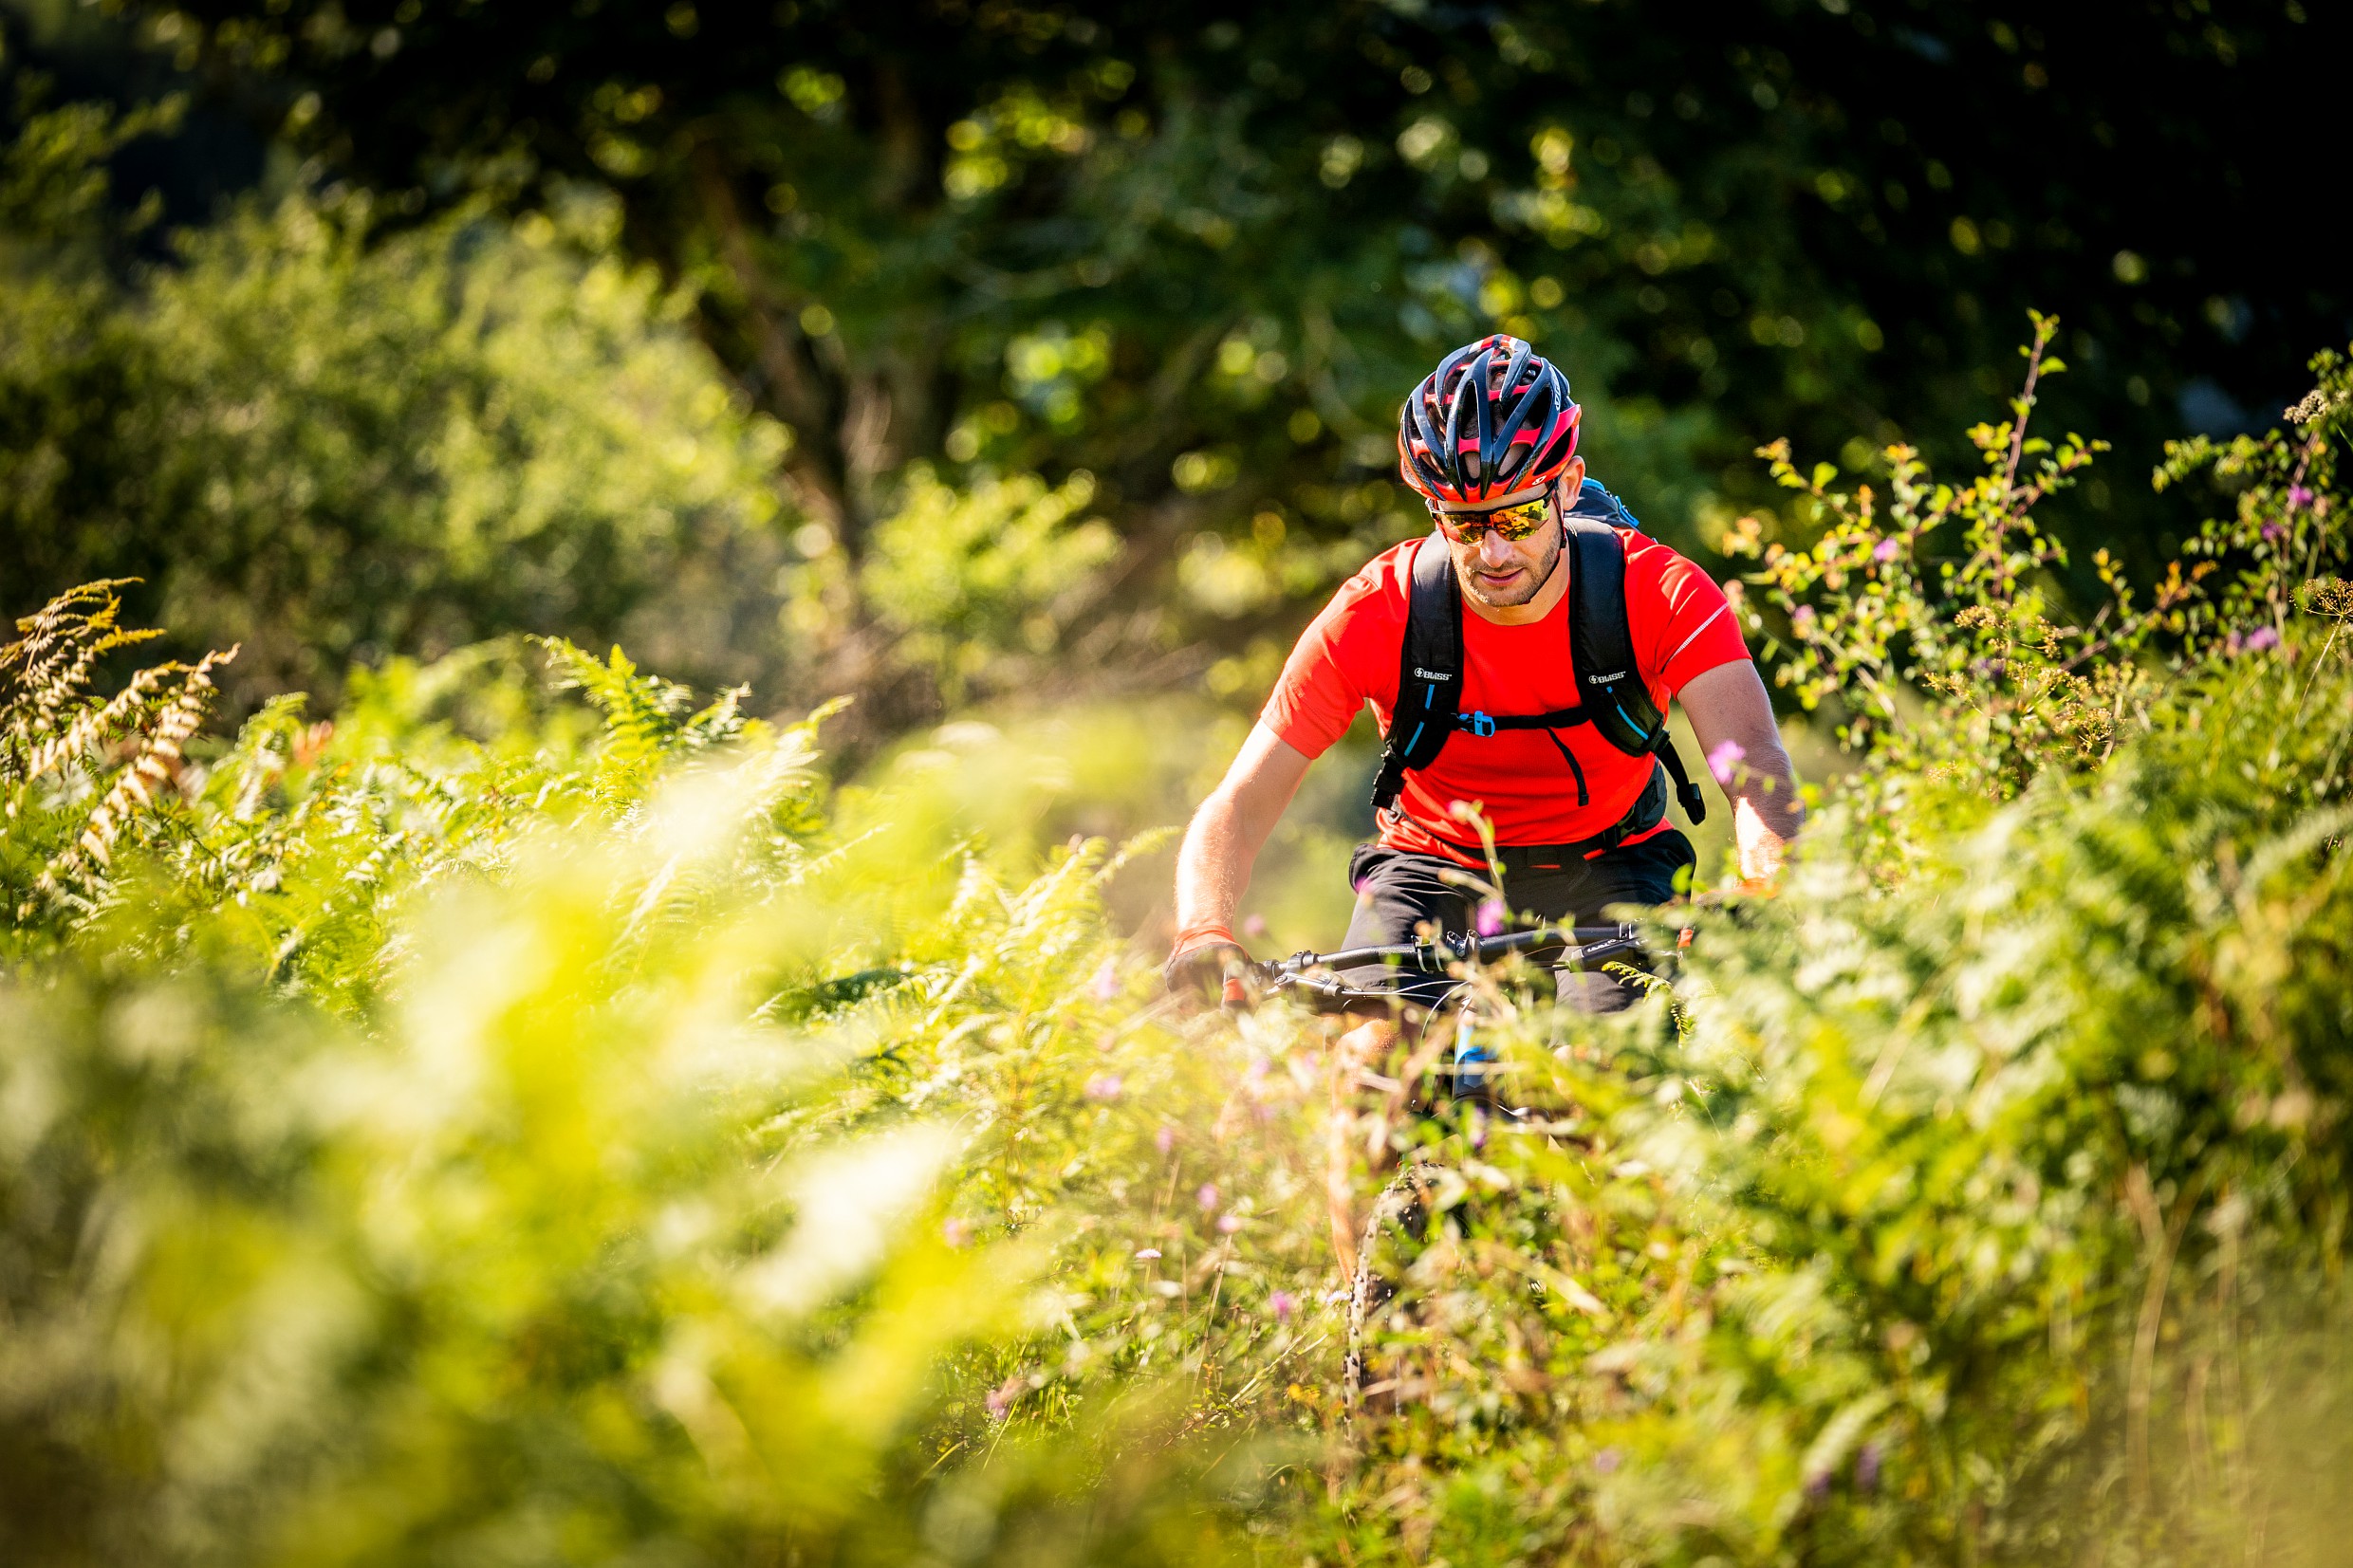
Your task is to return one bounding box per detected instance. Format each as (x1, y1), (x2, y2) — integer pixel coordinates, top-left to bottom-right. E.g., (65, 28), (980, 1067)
(1396, 334), (1582, 506)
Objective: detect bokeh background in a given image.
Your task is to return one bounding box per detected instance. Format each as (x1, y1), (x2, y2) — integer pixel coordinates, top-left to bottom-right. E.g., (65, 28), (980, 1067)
(6, 0), (2348, 946)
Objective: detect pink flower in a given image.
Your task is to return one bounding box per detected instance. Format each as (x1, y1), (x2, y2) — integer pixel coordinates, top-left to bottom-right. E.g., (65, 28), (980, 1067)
(2288, 485), (2315, 508)
(1873, 536), (1900, 563)
(985, 1375), (1025, 1421)
(1791, 603), (1817, 627)
(1195, 1183), (1220, 1212)
(2246, 625), (2280, 653)
(1134, 1246), (1161, 1261)
(1242, 913), (1268, 938)
(1475, 897), (1507, 937)
(1155, 1124), (1177, 1154)
(1594, 1447), (1622, 1475)
(1269, 1290), (1299, 1322)
(2263, 521), (2288, 544)
(942, 1218), (973, 1248)
(1084, 1073), (1122, 1102)
(1217, 1213), (1242, 1233)
(1707, 738), (1747, 784)
(1089, 958), (1120, 1001)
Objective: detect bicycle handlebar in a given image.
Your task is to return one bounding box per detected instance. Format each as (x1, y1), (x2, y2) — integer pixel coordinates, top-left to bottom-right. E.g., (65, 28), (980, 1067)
(1232, 922), (1648, 1011)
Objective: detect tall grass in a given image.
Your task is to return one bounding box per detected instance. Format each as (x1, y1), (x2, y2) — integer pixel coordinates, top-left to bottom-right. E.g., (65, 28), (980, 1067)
(4, 337), (2351, 1565)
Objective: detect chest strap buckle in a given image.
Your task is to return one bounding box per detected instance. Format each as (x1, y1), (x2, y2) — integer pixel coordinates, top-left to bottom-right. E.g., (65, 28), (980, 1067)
(1465, 710), (1496, 737)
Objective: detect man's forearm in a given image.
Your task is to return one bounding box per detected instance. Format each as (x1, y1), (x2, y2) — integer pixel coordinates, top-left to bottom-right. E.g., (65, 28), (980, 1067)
(1173, 793), (1254, 935)
(1730, 735), (1805, 841)
(1171, 724), (1312, 944)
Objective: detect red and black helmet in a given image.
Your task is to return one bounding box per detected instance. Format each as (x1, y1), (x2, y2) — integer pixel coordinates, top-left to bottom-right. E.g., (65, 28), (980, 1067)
(1396, 335), (1582, 506)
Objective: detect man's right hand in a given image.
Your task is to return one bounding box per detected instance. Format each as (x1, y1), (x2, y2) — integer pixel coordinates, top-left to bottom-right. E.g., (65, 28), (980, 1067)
(1163, 925), (1253, 1003)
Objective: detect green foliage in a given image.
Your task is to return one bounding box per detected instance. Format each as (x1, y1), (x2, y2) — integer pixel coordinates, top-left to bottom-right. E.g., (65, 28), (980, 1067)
(9, 336), (2353, 1564)
(1728, 320), (2353, 873)
(1, 99), (795, 710)
(862, 465), (1120, 707)
(102, 0), (2353, 612)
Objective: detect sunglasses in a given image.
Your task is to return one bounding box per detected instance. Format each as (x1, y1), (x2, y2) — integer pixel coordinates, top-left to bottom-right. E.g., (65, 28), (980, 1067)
(1428, 492), (1554, 544)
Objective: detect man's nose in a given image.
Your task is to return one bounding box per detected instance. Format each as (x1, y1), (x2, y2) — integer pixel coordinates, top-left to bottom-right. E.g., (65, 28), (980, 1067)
(1478, 529), (1516, 566)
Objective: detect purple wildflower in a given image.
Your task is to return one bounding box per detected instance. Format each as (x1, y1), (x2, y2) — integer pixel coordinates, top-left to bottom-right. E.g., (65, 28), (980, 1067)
(1855, 1441), (1882, 1492)
(1707, 738), (1747, 784)
(1270, 1289), (1300, 1322)
(1242, 912), (1268, 938)
(1084, 1073), (1122, 1102)
(2246, 625), (2280, 653)
(942, 1218), (973, 1248)
(1217, 1213), (1242, 1234)
(1805, 1470), (1833, 1503)
(1791, 603), (1818, 628)
(2263, 521), (2288, 544)
(2289, 485), (2315, 508)
(1090, 958), (1120, 1001)
(1134, 1246), (1162, 1260)
(985, 1375), (1024, 1421)
(1155, 1124), (1177, 1154)
(1873, 536), (1901, 563)
(1195, 1183), (1220, 1212)
(1593, 1448), (1622, 1475)
(1475, 897), (1507, 937)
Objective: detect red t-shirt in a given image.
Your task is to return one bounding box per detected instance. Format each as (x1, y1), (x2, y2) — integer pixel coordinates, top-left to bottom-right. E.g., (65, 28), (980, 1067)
(1262, 527), (1750, 867)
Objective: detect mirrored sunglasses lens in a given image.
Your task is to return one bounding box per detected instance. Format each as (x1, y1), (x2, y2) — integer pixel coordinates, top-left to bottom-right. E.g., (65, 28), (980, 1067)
(1489, 500), (1549, 539)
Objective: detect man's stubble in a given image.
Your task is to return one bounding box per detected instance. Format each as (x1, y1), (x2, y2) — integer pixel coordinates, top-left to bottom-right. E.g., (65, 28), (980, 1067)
(1453, 528), (1564, 611)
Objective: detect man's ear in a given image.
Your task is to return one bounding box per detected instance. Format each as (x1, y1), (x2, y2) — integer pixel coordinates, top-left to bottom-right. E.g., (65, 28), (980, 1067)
(1560, 455), (1587, 498)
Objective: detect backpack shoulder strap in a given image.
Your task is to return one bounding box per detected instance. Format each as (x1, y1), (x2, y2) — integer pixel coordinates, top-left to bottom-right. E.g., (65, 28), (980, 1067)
(1368, 533), (1462, 813)
(1563, 489), (1709, 824)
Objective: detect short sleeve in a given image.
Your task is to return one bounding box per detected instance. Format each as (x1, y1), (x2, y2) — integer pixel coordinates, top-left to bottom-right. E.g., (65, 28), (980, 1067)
(1623, 534), (1751, 696)
(1259, 564), (1401, 760)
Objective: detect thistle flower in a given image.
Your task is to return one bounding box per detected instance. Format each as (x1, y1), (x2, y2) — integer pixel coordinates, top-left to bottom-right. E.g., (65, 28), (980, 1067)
(1475, 898), (1506, 937)
(1707, 738), (1746, 784)
(1269, 1289), (1299, 1322)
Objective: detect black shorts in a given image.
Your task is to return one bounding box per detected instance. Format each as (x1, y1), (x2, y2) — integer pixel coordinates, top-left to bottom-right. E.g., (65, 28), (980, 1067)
(1339, 830), (1695, 1013)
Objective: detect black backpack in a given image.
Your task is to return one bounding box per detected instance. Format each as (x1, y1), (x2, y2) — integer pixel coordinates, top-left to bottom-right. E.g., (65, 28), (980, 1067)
(1366, 479), (1707, 837)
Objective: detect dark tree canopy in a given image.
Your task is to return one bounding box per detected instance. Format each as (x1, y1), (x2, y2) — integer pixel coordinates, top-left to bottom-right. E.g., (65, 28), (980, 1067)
(6, 0), (2347, 729)
(129, 1), (2344, 548)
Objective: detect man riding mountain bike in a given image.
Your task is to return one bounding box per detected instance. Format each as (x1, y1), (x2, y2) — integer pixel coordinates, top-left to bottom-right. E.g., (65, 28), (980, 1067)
(1163, 334), (1806, 1261)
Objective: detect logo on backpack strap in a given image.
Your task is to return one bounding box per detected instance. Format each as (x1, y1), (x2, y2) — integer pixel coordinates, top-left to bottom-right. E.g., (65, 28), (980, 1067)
(1584, 670), (1628, 684)
(1412, 667), (1454, 682)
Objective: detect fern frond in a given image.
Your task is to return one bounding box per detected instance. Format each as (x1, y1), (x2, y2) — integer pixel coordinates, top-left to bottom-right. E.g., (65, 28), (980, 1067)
(1, 581), (165, 759)
(37, 645), (234, 904)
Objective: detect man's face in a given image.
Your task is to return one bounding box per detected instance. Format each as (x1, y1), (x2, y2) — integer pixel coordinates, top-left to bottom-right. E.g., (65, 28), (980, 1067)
(1432, 470), (1572, 610)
